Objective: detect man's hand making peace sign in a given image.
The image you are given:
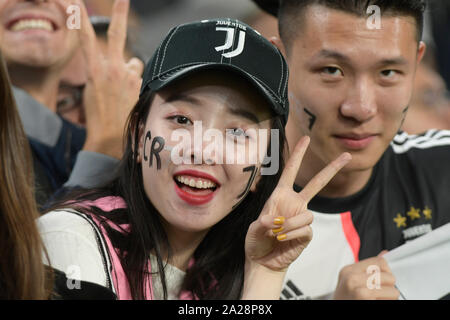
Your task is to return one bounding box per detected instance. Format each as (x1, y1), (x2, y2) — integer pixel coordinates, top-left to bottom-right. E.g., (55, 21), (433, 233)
(74, 0), (144, 159)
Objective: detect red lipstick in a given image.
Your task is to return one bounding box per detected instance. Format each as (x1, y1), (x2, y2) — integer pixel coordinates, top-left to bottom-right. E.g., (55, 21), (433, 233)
(173, 170), (220, 206)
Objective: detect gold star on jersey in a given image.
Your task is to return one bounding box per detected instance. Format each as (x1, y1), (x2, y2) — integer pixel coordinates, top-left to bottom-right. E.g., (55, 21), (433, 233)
(423, 207), (432, 220)
(394, 213), (407, 228)
(407, 207), (421, 221)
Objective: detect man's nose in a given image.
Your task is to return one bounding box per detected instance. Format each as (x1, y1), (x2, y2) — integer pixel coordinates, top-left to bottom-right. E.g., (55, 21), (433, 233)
(340, 78), (377, 123)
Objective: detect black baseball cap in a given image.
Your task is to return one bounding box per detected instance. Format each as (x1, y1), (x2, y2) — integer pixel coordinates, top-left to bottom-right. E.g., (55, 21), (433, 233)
(140, 18), (289, 125)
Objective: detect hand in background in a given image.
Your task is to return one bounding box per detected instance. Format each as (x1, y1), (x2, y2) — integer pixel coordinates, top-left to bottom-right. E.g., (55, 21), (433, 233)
(333, 251), (400, 300)
(76, 0), (144, 159)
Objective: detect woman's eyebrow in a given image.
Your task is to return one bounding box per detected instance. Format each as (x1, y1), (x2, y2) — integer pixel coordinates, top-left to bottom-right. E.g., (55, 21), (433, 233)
(165, 93), (202, 105)
(165, 92), (261, 123)
(228, 108), (260, 124)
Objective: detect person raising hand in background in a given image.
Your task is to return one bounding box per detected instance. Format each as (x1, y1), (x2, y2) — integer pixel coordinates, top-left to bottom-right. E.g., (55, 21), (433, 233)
(0, 0), (143, 208)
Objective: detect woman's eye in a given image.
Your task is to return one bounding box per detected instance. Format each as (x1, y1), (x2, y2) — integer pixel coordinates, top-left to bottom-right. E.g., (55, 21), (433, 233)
(176, 116), (189, 124)
(168, 115), (192, 125)
(322, 67), (343, 77)
(228, 128), (247, 137)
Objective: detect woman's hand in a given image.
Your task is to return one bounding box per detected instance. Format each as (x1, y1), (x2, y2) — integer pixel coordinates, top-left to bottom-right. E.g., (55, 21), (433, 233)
(242, 136), (351, 299)
(75, 0), (144, 159)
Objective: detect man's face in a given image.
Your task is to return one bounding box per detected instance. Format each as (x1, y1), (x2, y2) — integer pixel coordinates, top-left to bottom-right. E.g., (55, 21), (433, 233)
(57, 48), (86, 126)
(285, 5), (425, 172)
(0, 0), (78, 68)
(56, 36), (134, 127)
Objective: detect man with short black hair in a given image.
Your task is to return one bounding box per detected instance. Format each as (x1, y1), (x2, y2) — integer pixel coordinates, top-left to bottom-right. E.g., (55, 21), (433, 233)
(253, 0), (450, 300)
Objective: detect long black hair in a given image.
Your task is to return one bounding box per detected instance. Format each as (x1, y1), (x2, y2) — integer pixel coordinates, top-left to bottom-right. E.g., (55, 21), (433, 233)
(51, 89), (287, 300)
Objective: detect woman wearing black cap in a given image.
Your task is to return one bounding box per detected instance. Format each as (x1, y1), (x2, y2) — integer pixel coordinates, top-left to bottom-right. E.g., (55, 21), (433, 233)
(39, 0), (351, 300)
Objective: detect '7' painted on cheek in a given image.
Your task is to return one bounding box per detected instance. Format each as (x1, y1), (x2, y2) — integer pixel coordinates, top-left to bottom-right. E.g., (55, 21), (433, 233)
(232, 165), (258, 210)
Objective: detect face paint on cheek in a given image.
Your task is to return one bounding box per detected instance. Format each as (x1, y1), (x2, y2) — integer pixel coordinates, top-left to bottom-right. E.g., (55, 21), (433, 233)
(142, 130), (166, 170)
(232, 165), (258, 210)
(143, 131), (152, 162)
(150, 137), (165, 170)
(303, 108), (317, 131)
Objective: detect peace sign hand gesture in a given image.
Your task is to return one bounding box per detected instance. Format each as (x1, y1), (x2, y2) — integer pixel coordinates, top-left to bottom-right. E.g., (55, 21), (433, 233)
(243, 136), (351, 298)
(74, 0), (144, 159)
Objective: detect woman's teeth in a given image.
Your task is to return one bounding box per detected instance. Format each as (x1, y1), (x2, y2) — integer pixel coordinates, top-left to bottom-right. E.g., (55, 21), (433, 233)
(175, 176), (217, 189)
(10, 19), (54, 32)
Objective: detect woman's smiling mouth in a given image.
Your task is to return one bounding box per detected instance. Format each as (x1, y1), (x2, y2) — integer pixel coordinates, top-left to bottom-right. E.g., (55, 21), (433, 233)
(173, 170), (220, 205)
(175, 175), (217, 189)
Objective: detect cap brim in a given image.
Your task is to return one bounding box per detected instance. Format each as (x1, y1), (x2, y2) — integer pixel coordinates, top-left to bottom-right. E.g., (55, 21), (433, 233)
(147, 63), (285, 122)
(253, 0), (279, 17)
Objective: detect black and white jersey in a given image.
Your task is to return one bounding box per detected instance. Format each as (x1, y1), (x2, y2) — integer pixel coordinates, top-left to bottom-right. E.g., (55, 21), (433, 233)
(282, 130), (450, 300)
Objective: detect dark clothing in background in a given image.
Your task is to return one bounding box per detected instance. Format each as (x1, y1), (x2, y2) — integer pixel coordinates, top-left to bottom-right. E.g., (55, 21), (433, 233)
(13, 87), (119, 210)
(430, 0), (450, 90)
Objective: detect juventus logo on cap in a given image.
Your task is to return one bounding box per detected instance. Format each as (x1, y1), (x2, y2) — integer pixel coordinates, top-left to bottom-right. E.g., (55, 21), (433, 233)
(215, 27), (246, 58)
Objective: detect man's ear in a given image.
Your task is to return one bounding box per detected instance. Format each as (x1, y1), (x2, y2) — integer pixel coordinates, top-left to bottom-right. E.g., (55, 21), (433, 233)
(417, 41), (427, 64)
(270, 36), (287, 57)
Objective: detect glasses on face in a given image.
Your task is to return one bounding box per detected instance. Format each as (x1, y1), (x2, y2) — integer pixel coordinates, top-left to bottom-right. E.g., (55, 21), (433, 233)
(56, 84), (86, 126)
(57, 85), (84, 114)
